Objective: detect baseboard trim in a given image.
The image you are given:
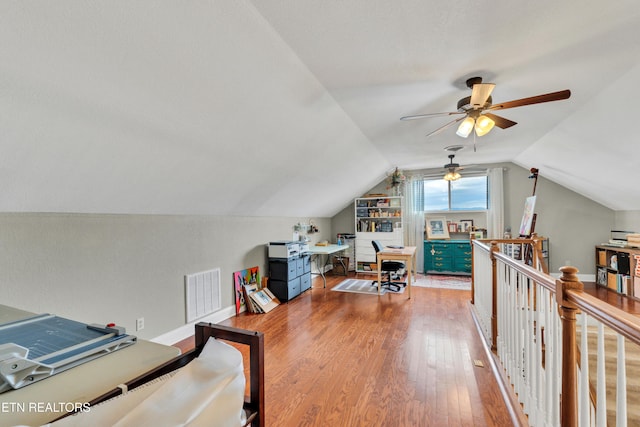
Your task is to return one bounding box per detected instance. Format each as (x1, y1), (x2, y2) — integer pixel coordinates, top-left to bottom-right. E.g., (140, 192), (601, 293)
(150, 305), (237, 346)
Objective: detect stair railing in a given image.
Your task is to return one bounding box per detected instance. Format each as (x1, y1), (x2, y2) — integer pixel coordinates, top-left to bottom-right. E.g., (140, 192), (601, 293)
(471, 239), (640, 427)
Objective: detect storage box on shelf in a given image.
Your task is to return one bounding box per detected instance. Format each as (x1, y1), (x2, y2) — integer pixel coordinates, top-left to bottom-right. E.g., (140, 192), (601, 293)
(355, 196), (404, 273)
(595, 245), (640, 299)
(424, 240), (472, 276)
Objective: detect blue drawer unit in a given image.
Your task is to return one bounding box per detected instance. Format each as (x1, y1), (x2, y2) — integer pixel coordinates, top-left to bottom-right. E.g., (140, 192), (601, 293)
(269, 276), (301, 302)
(424, 240), (472, 276)
(269, 254), (311, 301)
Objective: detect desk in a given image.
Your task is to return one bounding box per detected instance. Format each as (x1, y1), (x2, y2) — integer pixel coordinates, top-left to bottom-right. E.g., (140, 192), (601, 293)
(306, 244), (349, 288)
(376, 246), (417, 299)
(0, 305), (180, 426)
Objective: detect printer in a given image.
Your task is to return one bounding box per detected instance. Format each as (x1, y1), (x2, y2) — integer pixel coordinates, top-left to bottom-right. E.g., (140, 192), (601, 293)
(268, 241), (301, 259)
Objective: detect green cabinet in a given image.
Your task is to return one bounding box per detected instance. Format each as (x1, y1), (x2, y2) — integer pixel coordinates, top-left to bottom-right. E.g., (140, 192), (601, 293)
(424, 240), (472, 276)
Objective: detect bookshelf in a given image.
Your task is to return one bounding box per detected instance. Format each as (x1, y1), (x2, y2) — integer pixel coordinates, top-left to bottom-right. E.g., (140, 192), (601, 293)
(354, 196), (403, 273)
(595, 245), (640, 299)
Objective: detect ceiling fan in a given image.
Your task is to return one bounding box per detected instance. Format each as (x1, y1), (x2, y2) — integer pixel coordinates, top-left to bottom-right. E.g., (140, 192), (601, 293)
(443, 154), (463, 181)
(400, 77), (571, 139)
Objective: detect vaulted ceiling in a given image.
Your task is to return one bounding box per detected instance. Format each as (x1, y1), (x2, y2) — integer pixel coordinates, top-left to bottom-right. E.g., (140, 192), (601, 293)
(1, 1), (639, 217)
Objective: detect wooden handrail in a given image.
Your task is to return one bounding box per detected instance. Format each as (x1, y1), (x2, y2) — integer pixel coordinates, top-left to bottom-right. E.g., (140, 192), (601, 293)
(476, 240), (556, 291)
(567, 290), (640, 347)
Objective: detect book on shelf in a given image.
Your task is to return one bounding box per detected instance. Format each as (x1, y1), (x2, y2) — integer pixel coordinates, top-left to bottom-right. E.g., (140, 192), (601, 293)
(596, 267), (607, 286)
(607, 272), (617, 291)
(634, 276), (640, 298)
(617, 274), (630, 294)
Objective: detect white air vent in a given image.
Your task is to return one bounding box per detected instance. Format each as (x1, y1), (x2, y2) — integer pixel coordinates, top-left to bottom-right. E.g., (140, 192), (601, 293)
(185, 268), (221, 323)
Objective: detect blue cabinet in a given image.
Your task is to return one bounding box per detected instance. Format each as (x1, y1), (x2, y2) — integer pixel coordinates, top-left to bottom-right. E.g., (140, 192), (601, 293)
(424, 240), (472, 276)
(269, 255), (311, 301)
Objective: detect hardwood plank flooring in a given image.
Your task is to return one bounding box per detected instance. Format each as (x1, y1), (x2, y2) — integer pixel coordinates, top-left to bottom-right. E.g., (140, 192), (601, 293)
(175, 273), (517, 426)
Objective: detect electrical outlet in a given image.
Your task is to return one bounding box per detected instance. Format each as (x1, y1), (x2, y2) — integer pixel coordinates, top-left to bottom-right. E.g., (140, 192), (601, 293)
(136, 317), (145, 331)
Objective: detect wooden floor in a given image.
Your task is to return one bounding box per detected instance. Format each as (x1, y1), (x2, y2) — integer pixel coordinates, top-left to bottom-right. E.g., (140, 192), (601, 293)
(175, 273), (517, 426)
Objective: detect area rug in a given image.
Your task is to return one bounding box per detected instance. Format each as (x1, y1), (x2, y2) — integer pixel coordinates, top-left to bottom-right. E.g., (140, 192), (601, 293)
(412, 274), (471, 290)
(332, 279), (405, 295)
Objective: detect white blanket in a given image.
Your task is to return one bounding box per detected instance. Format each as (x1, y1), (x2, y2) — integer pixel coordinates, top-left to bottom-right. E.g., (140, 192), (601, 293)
(46, 337), (247, 427)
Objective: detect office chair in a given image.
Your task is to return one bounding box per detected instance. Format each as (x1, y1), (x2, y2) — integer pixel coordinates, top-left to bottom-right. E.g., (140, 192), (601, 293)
(371, 240), (406, 292)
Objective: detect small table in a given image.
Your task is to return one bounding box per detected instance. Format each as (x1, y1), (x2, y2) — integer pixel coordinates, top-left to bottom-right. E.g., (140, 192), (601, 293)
(307, 244), (350, 288)
(376, 246), (417, 299)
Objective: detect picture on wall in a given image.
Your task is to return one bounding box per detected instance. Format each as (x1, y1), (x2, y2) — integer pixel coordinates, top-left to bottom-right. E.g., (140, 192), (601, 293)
(426, 217), (450, 240)
(233, 266), (260, 315)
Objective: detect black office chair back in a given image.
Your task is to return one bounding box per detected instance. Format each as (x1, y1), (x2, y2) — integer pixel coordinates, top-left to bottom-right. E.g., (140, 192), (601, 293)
(372, 240), (384, 253)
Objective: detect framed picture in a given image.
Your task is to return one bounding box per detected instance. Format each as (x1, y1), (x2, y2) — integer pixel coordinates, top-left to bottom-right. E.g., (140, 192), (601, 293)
(448, 222), (458, 233)
(233, 266), (260, 315)
(459, 219), (474, 232)
(426, 217), (450, 239)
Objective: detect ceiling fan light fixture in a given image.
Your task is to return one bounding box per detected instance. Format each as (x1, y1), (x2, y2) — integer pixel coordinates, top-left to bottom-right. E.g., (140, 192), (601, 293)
(474, 115), (495, 136)
(443, 170), (461, 181)
(456, 117), (475, 138)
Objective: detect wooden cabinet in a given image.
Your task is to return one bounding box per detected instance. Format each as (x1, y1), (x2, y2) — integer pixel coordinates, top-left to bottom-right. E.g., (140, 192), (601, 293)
(595, 245), (640, 298)
(424, 240), (472, 276)
(355, 196), (403, 273)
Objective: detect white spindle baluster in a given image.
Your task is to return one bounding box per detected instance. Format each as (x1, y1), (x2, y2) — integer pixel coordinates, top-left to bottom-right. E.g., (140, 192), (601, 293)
(579, 312), (590, 427)
(616, 334), (627, 427)
(516, 272), (524, 403)
(597, 323), (606, 427)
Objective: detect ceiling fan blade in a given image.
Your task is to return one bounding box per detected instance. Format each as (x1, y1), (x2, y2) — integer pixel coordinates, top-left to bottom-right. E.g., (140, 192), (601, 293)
(400, 111), (464, 121)
(483, 112), (517, 129)
(426, 116), (466, 138)
(470, 83), (495, 109)
(488, 89), (571, 111)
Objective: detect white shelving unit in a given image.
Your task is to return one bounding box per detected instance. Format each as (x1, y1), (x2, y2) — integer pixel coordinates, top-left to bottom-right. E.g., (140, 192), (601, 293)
(354, 196), (404, 273)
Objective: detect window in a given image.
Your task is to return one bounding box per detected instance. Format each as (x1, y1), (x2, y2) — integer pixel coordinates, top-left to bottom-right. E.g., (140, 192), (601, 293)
(424, 175), (488, 211)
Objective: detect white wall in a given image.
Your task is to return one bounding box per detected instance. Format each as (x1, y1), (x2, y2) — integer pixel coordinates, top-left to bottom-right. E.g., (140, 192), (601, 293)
(0, 213), (331, 341)
(614, 211), (640, 233)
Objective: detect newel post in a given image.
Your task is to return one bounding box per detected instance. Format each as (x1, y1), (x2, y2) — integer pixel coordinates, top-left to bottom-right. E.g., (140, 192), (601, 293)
(489, 241), (499, 351)
(556, 266), (583, 427)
